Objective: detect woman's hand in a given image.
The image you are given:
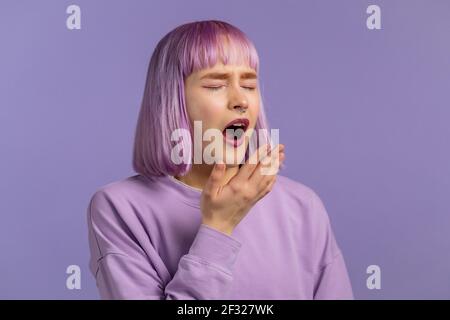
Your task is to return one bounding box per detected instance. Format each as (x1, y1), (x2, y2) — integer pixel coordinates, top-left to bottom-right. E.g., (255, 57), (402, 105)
(200, 143), (285, 235)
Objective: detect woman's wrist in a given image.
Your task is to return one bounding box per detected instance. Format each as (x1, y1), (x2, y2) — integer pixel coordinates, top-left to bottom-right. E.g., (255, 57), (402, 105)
(201, 220), (234, 236)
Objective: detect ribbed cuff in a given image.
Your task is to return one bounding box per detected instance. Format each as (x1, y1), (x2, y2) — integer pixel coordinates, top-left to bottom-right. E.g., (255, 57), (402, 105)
(188, 224), (242, 272)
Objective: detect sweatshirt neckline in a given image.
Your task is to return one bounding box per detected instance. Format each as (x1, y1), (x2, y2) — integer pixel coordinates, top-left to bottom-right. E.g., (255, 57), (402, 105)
(167, 175), (203, 192)
(159, 175), (202, 208)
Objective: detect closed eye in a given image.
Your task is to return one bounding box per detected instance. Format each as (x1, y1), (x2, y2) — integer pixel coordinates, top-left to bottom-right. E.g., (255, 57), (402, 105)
(204, 86), (224, 91)
(204, 86), (256, 91)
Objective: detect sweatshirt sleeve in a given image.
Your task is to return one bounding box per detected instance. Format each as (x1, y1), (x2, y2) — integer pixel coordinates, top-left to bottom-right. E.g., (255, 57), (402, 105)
(87, 190), (242, 300)
(313, 251), (354, 299)
(308, 190), (354, 300)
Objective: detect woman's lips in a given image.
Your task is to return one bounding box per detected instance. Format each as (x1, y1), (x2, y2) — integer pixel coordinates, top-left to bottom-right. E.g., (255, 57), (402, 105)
(222, 118), (250, 132)
(221, 118), (250, 148)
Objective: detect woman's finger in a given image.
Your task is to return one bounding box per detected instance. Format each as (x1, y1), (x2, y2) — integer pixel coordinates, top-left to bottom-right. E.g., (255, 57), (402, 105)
(249, 144), (283, 183)
(257, 151), (284, 192)
(203, 162), (226, 197)
(233, 143), (271, 181)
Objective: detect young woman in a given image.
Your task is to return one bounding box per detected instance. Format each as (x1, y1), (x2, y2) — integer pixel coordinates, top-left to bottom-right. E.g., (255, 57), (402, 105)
(87, 20), (353, 300)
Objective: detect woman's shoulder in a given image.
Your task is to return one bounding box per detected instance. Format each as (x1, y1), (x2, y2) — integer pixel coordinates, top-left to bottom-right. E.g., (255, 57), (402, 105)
(273, 174), (331, 225)
(88, 174), (165, 208)
(87, 174), (167, 225)
(91, 174), (148, 196)
(274, 175), (345, 280)
(275, 174), (321, 204)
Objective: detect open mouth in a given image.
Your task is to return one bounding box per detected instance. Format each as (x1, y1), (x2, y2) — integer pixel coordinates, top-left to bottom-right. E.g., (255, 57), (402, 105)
(222, 118), (250, 147)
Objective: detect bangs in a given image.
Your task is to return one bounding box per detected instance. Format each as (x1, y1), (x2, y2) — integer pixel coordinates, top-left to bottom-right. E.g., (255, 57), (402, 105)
(179, 21), (259, 76)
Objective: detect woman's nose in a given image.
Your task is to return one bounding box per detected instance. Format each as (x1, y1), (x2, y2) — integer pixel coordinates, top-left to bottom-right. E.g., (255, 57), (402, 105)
(233, 104), (248, 114)
(228, 86), (249, 112)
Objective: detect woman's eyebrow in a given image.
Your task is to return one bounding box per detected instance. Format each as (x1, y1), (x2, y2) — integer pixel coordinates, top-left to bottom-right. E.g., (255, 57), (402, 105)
(200, 71), (257, 80)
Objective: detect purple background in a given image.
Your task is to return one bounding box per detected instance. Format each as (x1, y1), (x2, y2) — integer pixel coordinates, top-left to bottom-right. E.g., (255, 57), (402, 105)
(1, 0), (449, 299)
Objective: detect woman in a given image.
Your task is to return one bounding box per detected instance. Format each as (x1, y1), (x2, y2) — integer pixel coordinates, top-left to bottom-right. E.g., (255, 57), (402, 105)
(87, 20), (353, 300)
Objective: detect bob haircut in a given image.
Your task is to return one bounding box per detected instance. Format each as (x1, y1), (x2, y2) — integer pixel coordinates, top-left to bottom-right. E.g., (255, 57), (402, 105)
(133, 20), (271, 179)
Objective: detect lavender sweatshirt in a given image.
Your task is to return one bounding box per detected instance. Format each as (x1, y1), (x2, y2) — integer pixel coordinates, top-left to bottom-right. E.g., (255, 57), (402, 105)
(87, 174), (353, 300)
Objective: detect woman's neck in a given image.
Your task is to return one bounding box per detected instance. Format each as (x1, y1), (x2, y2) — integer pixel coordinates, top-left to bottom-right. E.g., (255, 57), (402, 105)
(174, 164), (239, 191)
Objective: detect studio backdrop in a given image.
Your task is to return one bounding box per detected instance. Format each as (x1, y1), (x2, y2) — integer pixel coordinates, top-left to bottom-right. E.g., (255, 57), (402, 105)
(1, 0), (449, 299)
